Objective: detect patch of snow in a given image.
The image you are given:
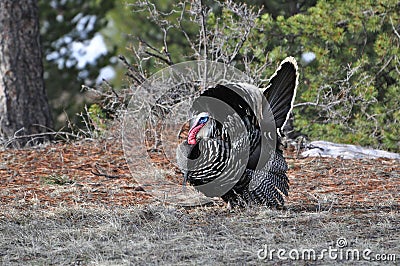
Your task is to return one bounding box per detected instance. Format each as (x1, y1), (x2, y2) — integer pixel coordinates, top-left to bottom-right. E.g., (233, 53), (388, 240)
(301, 141), (400, 160)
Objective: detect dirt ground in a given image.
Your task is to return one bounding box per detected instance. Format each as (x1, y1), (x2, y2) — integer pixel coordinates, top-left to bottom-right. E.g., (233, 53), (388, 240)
(0, 136), (399, 265)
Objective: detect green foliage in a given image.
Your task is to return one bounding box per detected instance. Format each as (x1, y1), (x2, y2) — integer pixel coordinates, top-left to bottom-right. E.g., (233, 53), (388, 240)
(244, 0), (317, 18)
(244, 0), (400, 151)
(87, 103), (108, 133)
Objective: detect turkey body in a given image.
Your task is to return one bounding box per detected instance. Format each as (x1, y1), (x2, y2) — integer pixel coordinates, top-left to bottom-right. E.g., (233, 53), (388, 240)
(176, 57), (299, 207)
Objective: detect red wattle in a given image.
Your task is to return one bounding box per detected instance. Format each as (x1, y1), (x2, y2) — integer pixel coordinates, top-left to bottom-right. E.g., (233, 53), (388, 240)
(187, 124), (203, 145)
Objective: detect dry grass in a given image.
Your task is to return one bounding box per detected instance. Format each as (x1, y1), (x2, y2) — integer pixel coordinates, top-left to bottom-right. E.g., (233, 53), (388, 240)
(1, 204), (398, 265)
(0, 133), (399, 265)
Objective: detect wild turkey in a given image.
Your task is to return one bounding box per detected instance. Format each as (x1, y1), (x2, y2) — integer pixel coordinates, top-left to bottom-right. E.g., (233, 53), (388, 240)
(176, 57), (299, 207)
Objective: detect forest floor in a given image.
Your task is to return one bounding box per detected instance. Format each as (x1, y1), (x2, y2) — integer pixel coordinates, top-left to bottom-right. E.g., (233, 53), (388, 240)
(0, 131), (399, 265)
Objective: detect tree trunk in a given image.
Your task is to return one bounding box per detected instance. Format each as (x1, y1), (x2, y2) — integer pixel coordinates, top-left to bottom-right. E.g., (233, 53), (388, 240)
(0, 0), (53, 147)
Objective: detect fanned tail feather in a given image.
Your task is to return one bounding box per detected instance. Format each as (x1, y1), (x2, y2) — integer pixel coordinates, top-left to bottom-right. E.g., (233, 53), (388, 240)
(263, 56), (299, 129)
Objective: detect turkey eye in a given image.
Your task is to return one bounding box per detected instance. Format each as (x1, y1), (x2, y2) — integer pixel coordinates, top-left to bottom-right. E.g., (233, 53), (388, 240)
(199, 117), (208, 123)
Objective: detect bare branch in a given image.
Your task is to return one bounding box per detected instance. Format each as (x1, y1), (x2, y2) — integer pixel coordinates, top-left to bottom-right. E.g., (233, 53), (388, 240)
(199, 0), (208, 60)
(162, 28), (174, 64)
(390, 17), (400, 40)
(118, 55), (146, 85)
(144, 50), (173, 66)
(91, 163), (124, 179)
(177, 1), (200, 59)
